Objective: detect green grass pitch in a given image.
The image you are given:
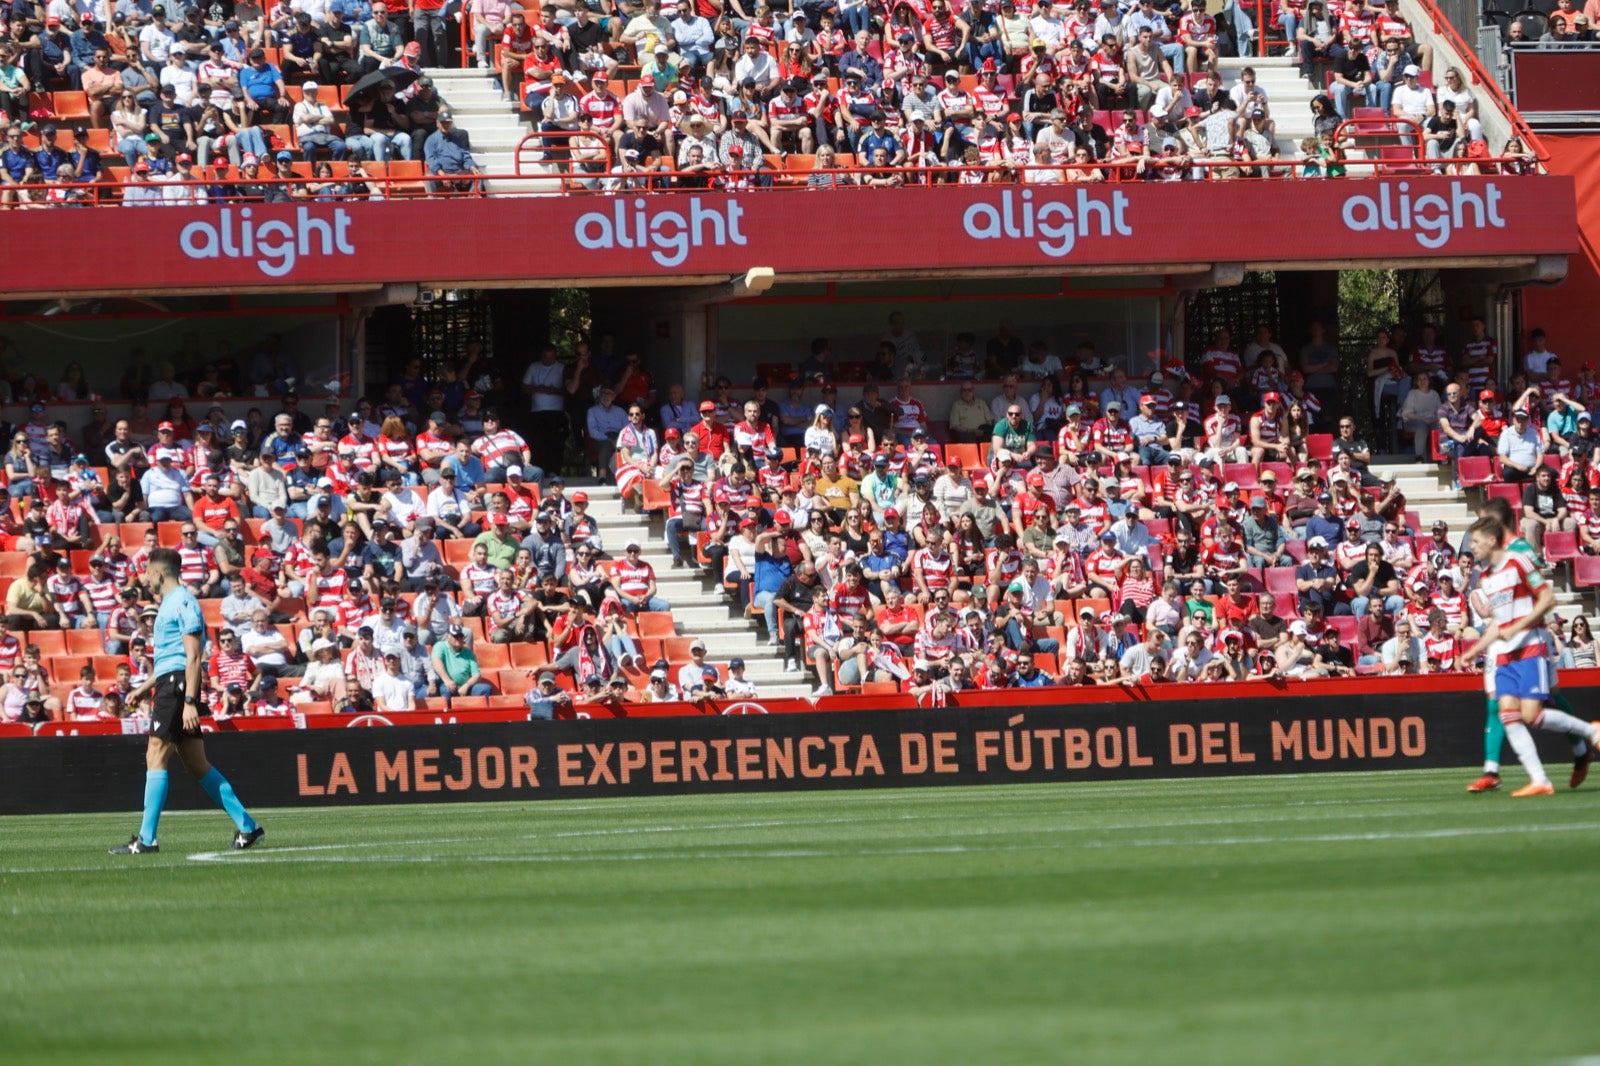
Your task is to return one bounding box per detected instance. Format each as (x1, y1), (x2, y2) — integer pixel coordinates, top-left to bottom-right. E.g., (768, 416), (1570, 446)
(3, 769), (1599, 1065)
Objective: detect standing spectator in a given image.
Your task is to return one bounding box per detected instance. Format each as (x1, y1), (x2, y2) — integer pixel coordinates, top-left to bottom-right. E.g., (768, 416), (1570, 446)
(521, 344), (569, 477)
(1397, 372), (1441, 461)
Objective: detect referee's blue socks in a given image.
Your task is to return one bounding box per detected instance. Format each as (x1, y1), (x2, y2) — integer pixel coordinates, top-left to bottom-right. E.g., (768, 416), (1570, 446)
(199, 767), (257, 834)
(139, 770), (168, 847)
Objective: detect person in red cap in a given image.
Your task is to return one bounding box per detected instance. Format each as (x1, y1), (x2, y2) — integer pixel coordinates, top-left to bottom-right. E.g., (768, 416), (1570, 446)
(1249, 390), (1293, 465)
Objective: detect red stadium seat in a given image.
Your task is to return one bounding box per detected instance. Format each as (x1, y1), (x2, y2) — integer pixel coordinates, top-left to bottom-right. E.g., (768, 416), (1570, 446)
(473, 643), (511, 670)
(28, 631), (66, 656)
(1457, 457), (1494, 488)
(1326, 616), (1358, 644)
(1264, 567), (1297, 595)
(1282, 539), (1307, 563)
(1306, 434), (1334, 461)
(508, 643), (549, 668)
(64, 629), (107, 655)
(1573, 555), (1600, 588)
(1546, 531), (1580, 564)
(1485, 482), (1522, 514)
(1222, 463), (1259, 491)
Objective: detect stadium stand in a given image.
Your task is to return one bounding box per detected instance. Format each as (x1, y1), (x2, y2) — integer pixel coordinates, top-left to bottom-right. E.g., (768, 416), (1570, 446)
(0, 316), (1594, 726)
(0, 0), (1543, 205)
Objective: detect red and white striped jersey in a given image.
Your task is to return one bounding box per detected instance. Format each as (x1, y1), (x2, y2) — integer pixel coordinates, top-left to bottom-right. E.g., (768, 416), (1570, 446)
(84, 578), (119, 613)
(67, 687), (105, 719)
(985, 547), (1025, 584)
(47, 573), (84, 616)
(343, 646), (381, 689)
(1201, 349), (1243, 382)
(829, 580), (872, 618)
(1461, 337), (1498, 388)
(209, 650), (256, 688)
(732, 420), (775, 454)
(972, 83), (1009, 120)
(1022, 52), (1059, 80)
(767, 93), (808, 122)
(1411, 345), (1449, 373)
(891, 396), (928, 433)
(311, 566), (349, 601)
(1179, 11), (1216, 38)
(712, 476), (756, 510)
(178, 545), (213, 585)
(1479, 551), (1547, 660)
(151, 441), (191, 467)
(1085, 547), (1123, 584)
(937, 87), (975, 119)
(474, 429), (527, 468)
(0, 634), (19, 671)
(914, 628), (964, 663)
(580, 89), (621, 128)
(486, 588), (528, 621)
(610, 559), (656, 597)
(913, 548), (956, 590)
(461, 562), (499, 596)
(1252, 410), (1285, 444)
(1090, 417), (1132, 452)
(668, 476), (709, 518)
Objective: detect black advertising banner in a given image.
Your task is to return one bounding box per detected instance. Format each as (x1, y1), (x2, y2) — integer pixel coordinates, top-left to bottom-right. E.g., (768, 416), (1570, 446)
(1, 685), (1575, 815)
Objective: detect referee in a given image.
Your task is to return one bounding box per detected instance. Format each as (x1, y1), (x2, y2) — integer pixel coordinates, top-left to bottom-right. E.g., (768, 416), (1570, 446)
(110, 547), (264, 854)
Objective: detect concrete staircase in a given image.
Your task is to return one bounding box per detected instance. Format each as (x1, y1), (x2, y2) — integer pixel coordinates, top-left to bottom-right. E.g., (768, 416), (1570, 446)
(1348, 455), (1587, 614)
(1215, 55), (1319, 160)
(580, 484), (817, 699)
(426, 65), (558, 195)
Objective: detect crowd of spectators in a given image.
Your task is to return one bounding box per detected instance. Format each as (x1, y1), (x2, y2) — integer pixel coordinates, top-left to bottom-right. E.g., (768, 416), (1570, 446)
(0, 0), (1536, 201)
(505, 0), (1520, 186)
(0, 307), (1590, 719)
(597, 313), (1589, 696)
(0, 0), (491, 203)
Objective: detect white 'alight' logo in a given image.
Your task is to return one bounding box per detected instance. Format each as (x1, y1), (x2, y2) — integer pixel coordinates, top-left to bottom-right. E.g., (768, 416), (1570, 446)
(1340, 181), (1506, 250)
(179, 206), (357, 278)
(573, 197), (748, 268)
(961, 188), (1135, 258)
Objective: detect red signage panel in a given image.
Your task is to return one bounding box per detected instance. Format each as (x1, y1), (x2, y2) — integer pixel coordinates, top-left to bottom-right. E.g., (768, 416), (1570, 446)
(1, 176), (1575, 295)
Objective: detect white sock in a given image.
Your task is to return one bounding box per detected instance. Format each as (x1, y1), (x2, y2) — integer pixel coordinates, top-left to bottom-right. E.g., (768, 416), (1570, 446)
(1534, 708), (1597, 744)
(1504, 721), (1550, 786)
(1484, 760), (1501, 775)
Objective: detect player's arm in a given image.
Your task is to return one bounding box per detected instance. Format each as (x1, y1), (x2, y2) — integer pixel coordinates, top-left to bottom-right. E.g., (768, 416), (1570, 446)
(183, 630), (203, 731)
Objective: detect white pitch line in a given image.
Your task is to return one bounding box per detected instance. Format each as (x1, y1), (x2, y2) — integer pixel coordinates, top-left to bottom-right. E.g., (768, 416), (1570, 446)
(180, 820), (1600, 866)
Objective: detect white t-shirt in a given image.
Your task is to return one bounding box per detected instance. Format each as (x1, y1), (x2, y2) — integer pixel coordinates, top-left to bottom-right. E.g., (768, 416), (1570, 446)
(1391, 83), (1434, 119)
(371, 670), (415, 711)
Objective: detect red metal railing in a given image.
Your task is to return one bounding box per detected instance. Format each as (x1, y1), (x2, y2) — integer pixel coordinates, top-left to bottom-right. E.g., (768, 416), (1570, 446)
(512, 128), (615, 183)
(1409, 0), (1548, 161)
(0, 148), (1547, 206)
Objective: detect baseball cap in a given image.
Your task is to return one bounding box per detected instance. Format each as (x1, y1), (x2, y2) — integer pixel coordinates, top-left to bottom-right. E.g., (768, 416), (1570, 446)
(729, 657), (745, 670)
(1249, 495), (1266, 508)
(698, 400), (717, 413)
(774, 509), (793, 524)
(1214, 395), (1233, 406)
(1403, 64), (1421, 76)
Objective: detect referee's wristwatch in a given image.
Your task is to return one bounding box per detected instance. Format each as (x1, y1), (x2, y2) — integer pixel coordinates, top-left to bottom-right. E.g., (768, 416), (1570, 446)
(184, 695), (201, 707)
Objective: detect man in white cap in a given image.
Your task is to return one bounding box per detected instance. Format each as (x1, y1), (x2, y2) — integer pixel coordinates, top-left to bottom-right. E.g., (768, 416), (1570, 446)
(292, 81), (348, 161)
(1390, 63), (1435, 143)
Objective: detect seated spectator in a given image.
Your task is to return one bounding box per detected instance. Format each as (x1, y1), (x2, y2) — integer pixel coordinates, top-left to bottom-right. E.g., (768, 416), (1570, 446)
(424, 109), (485, 194)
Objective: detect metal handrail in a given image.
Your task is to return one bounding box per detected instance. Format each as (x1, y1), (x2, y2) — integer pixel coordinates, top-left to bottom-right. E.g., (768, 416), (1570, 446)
(0, 148), (1551, 205)
(1409, 0), (1550, 160)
